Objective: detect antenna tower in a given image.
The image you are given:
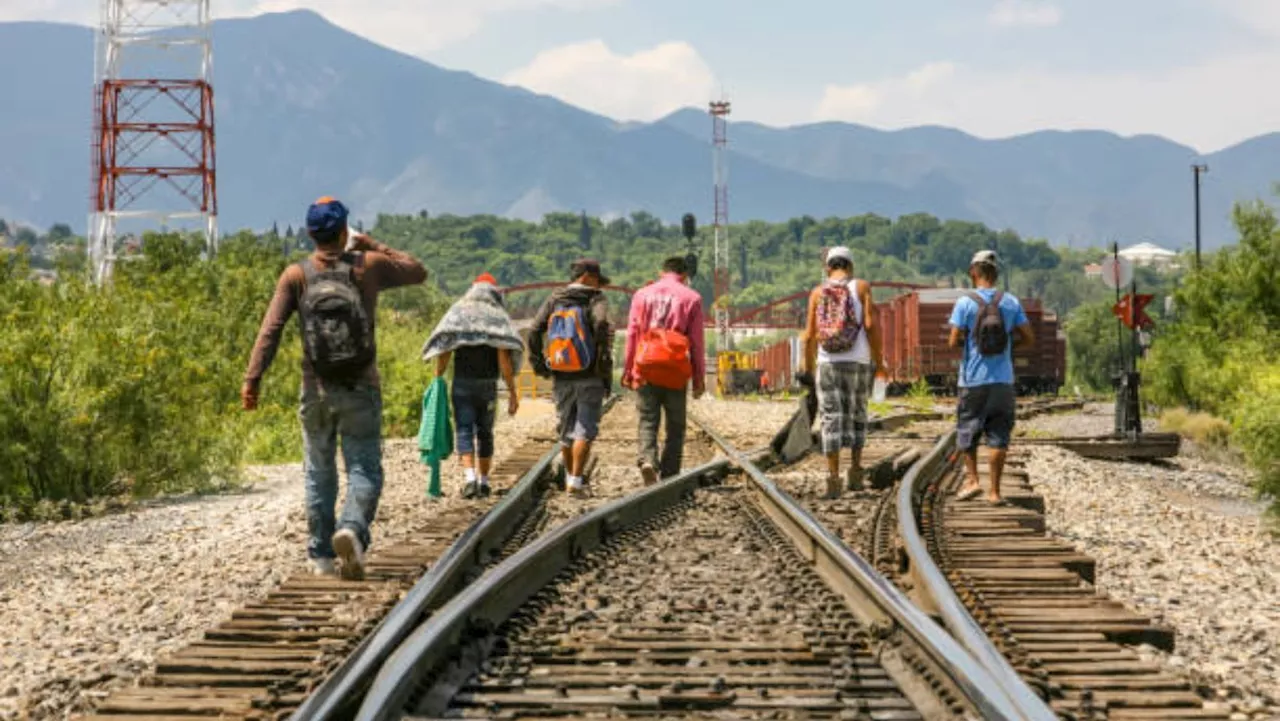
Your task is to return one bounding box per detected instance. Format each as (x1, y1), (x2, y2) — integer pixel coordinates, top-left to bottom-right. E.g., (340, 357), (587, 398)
(90, 0), (218, 283)
(710, 99), (731, 351)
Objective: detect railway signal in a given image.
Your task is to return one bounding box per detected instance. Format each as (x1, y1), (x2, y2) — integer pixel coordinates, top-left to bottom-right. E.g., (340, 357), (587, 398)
(1112, 293), (1155, 330)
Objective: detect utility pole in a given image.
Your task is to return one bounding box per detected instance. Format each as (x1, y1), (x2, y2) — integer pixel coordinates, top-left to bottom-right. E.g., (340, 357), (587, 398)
(710, 99), (732, 353)
(1192, 163), (1208, 270)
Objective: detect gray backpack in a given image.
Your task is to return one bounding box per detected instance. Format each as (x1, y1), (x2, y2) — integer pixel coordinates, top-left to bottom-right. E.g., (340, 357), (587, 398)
(967, 291), (1010, 357)
(300, 257), (374, 380)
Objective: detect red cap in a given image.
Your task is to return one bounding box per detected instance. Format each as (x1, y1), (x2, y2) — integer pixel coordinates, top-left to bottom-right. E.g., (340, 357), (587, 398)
(475, 273), (498, 285)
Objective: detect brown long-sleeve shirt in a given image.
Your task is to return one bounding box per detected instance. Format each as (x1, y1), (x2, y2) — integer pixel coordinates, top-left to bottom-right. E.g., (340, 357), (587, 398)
(243, 240), (427, 388)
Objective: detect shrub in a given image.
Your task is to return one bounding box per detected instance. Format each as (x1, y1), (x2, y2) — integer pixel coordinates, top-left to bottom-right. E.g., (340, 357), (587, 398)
(0, 234), (443, 504)
(1232, 366), (1280, 508)
(1141, 196), (1280, 514)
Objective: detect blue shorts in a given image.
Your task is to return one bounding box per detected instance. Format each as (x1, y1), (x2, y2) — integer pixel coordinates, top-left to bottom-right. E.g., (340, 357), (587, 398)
(956, 384), (1016, 451)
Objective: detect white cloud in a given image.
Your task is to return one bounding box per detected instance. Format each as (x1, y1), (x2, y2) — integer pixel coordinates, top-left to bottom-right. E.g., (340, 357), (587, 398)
(1, 0), (619, 53)
(814, 54), (1280, 152)
(987, 0), (1062, 28)
(503, 40), (716, 122)
(815, 62), (954, 123)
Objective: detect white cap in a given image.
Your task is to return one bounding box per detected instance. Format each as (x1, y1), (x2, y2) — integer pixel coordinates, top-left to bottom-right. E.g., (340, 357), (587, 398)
(826, 246), (853, 265)
(971, 249), (999, 267)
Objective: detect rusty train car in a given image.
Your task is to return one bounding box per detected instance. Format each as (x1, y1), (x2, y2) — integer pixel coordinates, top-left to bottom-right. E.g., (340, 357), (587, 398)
(881, 289), (1065, 395)
(747, 289), (1065, 396)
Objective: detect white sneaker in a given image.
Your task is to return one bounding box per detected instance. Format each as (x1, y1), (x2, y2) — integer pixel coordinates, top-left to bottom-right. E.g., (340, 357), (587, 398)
(311, 557), (337, 576)
(566, 475), (586, 497)
(332, 529), (365, 581)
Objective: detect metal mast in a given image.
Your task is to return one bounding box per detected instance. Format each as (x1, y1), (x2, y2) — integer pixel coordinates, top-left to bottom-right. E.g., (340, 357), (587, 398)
(91, 0), (218, 283)
(710, 99), (731, 351)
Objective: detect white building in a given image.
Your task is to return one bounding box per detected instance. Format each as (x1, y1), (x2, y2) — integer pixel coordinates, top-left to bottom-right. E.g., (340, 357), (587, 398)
(1118, 242), (1179, 270)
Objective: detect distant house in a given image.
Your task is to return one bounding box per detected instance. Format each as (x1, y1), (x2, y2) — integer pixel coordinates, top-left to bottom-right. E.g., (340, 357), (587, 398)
(1083, 263), (1103, 279)
(1118, 242), (1179, 270)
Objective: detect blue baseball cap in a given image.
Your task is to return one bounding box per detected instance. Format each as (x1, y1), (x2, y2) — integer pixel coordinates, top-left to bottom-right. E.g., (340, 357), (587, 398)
(306, 196), (349, 236)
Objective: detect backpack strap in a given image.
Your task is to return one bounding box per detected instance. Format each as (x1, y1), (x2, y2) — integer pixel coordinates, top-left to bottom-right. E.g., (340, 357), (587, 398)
(302, 255), (358, 285)
(966, 291), (986, 311)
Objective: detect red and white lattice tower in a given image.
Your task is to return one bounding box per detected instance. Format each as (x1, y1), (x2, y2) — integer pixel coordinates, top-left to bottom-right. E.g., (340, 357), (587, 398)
(710, 99), (731, 351)
(90, 0), (218, 282)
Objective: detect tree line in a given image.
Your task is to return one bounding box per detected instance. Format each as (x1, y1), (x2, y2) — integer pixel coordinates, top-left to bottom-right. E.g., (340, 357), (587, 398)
(1, 208), (1205, 511)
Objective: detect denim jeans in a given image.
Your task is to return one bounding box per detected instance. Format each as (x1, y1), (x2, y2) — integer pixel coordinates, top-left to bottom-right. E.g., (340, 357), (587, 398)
(637, 385), (687, 479)
(451, 377), (497, 458)
(300, 383), (383, 560)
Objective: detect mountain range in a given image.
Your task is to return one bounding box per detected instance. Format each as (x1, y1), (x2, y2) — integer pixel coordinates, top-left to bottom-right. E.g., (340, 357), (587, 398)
(0, 9), (1274, 250)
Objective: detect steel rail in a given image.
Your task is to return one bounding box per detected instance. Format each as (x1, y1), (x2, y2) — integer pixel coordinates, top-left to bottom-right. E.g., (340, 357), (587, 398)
(691, 417), (1033, 721)
(352, 455), (734, 720)
(290, 397), (619, 721)
(896, 430), (1059, 721)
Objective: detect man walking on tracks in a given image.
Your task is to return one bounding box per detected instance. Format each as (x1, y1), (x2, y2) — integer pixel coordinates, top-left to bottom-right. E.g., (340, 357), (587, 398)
(802, 246), (882, 500)
(242, 197), (427, 579)
(423, 272), (523, 499)
(528, 259), (614, 497)
(948, 250), (1034, 505)
(622, 256), (706, 485)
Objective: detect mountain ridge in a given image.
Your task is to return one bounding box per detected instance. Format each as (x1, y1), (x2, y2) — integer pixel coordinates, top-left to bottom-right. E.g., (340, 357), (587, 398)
(0, 9), (1269, 249)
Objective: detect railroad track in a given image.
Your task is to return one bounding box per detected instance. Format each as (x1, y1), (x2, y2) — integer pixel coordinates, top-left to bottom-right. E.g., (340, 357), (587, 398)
(898, 432), (1232, 721)
(73, 393), (1103, 720)
(75, 397), (723, 721)
(349, 414), (1043, 720)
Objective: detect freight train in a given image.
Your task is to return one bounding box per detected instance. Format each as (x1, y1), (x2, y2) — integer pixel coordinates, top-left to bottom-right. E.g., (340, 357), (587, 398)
(742, 289), (1066, 396)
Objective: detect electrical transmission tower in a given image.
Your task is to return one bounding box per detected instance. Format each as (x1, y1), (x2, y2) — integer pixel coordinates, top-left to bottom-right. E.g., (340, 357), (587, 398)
(90, 0), (218, 283)
(710, 99), (731, 352)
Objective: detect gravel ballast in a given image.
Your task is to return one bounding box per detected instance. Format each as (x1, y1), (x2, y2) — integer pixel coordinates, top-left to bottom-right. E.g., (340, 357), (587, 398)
(1019, 410), (1278, 718)
(1, 407), (552, 721)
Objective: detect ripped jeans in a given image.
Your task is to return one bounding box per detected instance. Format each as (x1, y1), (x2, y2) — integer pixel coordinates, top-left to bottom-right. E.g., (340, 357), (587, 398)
(300, 383), (383, 560)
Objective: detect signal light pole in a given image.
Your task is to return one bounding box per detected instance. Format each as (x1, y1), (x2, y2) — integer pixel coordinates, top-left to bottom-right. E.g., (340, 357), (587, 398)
(1192, 163), (1208, 270)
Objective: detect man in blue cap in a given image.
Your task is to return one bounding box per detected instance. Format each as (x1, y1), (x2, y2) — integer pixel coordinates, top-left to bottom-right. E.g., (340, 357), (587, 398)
(242, 197), (427, 579)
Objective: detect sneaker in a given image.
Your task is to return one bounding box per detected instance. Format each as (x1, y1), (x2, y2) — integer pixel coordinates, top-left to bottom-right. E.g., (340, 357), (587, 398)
(311, 557), (337, 576)
(479, 480), (492, 497)
(639, 463), (659, 487)
(566, 475), (587, 497)
(332, 528), (365, 581)
(461, 479), (479, 499)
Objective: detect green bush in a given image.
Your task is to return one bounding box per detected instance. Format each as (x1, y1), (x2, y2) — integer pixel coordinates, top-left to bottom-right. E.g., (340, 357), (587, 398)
(0, 234), (443, 505)
(1232, 367), (1280, 505)
(1141, 197), (1280, 514)
(1064, 301), (1126, 392)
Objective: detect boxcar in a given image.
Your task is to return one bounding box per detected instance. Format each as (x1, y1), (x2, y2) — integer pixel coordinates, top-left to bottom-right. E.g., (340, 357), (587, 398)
(883, 289), (1064, 395)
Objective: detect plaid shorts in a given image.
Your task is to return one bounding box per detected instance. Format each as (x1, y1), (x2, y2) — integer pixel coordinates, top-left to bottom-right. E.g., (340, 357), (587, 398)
(817, 361), (875, 454)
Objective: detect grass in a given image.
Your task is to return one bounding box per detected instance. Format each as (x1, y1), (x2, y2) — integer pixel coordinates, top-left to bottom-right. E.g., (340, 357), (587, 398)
(1158, 407), (1232, 448)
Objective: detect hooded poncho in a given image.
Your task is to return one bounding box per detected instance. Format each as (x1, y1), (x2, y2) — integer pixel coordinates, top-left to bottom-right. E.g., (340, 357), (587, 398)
(421, 282), (524, 371)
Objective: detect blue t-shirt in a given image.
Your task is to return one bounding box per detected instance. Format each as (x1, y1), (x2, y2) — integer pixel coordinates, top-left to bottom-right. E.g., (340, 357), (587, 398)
(948, 289), (1029, 388)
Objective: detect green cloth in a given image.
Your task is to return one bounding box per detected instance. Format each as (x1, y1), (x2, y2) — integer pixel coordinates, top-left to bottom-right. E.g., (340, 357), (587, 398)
(417, 377), (453, 498)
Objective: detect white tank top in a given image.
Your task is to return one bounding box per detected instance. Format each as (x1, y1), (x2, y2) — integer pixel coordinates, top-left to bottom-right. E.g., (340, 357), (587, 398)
(817, 277), (872, 365)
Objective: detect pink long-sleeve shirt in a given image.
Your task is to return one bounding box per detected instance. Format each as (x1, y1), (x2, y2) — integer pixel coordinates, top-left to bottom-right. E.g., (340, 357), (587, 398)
(622, 273), (707, 388)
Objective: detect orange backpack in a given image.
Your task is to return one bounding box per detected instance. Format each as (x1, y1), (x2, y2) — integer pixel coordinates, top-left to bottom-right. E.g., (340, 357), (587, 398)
(545, 304), (594, 373)
(635, 328), (693, 390)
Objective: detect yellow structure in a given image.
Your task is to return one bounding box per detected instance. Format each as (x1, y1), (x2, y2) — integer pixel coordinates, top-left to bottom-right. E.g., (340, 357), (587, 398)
(717, 350), (762, 396)
(514, 367), (549, 399)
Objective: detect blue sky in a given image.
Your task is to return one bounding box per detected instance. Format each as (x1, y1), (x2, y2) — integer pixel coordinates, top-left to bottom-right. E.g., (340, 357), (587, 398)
(9, 0), (1280, 151)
